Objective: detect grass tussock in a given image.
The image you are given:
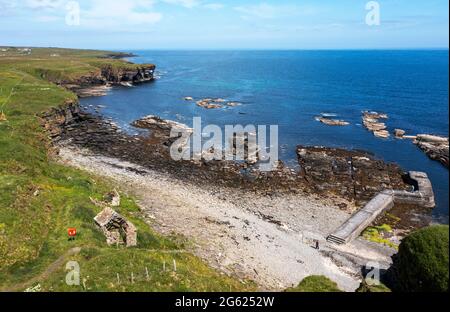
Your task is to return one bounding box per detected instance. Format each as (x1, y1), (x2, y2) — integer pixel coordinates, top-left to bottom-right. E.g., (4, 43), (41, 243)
(362, 224), (398, 249)
(285, 275), (342, 292)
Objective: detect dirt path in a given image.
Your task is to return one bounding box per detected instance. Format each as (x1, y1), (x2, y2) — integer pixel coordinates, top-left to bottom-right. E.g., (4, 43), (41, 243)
(1, 247), (81, 292)
(58, 145), (395, 292)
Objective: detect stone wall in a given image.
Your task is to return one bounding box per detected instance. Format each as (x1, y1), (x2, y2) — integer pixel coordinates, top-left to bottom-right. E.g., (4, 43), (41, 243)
(94, 207), (137, 247)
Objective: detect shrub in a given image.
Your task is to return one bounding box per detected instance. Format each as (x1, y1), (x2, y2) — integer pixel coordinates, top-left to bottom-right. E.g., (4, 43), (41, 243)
(391, 225), (449, 292)
(285, 275), (342, 292)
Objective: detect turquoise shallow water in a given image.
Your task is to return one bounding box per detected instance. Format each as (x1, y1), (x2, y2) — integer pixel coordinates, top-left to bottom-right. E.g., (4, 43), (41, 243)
(80, 50), (449, 222)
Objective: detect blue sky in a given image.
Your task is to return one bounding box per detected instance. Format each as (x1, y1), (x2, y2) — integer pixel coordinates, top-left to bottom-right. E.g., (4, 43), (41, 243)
(0, 0), (448, 49)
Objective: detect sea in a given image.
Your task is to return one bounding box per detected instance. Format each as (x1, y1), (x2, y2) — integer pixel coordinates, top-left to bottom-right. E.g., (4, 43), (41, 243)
(80, 50), (449, 223)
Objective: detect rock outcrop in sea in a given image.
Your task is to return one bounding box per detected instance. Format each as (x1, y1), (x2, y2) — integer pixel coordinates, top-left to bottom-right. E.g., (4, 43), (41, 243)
(315, 116), (350, 126)
(394, 129), (406, 139)
(183, 97), (241, 109)
(362, 111), (390, 138)
(414, 134), (449, 168)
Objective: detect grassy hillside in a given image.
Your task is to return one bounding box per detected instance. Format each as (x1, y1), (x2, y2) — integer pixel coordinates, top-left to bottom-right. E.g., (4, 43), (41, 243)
(0, 47), (254, 292)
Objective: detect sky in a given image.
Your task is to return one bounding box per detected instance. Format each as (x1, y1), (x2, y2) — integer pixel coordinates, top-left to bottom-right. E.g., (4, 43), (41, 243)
(0, 0), (448, 50)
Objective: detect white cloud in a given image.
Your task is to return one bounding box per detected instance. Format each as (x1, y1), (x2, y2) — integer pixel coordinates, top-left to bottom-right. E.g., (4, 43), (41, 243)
(35, 15), (62, 22)
(81, 0), (162, 28)
(1, 0), (163, 28)
(234, 3), (313, 20)
(0, 0), (62, 17)
(0, 1), (17, 15)
(162, 0), (223, 10)
(26, 0), (64, 9)
(162, 0), (200, 9)
(203, 3), (224, 10)
(2, 0), (224, 24)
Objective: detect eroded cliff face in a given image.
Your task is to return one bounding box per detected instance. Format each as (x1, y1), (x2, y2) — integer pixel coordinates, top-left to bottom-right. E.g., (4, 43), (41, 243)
(100, 64), (155, 84)
(41, 100), (82, 142)
(61, 63), (156, 97)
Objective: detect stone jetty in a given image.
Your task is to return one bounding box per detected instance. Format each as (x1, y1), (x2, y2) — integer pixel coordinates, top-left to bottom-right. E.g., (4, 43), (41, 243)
(327, 171), (435, 245)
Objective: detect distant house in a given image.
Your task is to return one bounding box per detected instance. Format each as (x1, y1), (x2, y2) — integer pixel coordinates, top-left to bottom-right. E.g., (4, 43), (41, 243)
(18, 48), (32, 55)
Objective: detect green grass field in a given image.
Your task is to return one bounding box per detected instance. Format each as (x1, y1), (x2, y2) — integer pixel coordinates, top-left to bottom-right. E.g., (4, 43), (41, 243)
(0, 47), (254, 292)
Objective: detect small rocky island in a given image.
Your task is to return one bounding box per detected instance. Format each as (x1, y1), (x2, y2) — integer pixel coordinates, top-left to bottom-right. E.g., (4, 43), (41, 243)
(184, 97), (241, 109)
(315, 115), (349, 126)
(362, 111), (390, 138)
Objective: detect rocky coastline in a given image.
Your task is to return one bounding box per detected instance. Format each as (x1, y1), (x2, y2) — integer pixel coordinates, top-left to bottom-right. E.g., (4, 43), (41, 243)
(37, 70), (444, 290)
(36, 50), (443, 248)
(42, 103), (406, 197)
(41, 100), (434, 233)
(414, 134), (449, 168)
(98, 52), (138, 59)
(61, 63), (156, 98)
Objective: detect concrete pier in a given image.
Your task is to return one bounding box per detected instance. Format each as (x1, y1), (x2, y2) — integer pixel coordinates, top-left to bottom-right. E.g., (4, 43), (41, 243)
(327, 171), (435, 245)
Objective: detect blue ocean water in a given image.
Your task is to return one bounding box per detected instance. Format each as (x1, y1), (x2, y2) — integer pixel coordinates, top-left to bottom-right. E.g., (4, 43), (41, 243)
(81, 50), (449, 222)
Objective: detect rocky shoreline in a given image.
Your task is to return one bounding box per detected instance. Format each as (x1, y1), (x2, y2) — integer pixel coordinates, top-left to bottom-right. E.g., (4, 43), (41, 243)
(36, 72), (443, 290)
(414, 134), (449, 168)
(41, 101), (434, 234)
(35, 49), (442, 246)
(42, 104), (407, 199)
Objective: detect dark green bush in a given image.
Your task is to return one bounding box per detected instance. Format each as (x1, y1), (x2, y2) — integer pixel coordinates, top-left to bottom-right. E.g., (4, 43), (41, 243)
(391, 225), (449, 292)
(285, 275), (342, 292)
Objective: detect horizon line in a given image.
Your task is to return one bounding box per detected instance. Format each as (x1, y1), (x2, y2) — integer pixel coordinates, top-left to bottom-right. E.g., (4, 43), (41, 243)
(1, 45), (449, 52)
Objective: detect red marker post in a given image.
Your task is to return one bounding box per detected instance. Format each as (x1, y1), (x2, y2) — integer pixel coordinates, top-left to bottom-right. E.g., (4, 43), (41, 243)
(68, 227), (77, 241)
